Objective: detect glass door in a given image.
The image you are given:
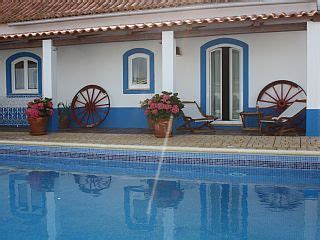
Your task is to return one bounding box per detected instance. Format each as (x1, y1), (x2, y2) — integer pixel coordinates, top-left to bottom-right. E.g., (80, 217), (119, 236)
(209, 47), (241, 121)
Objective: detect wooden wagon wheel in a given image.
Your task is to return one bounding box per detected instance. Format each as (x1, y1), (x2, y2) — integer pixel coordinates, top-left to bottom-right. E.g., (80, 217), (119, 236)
(71, 85), (110, 128)
(256, 80), (306, 112)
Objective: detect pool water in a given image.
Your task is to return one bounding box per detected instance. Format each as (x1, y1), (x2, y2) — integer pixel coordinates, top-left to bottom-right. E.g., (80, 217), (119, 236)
(0, 164), (319, 240)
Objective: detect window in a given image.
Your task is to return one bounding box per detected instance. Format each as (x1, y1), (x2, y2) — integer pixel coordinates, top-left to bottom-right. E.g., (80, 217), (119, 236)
(12, 58), (38, 94)
(123, 48), (154, 94)
(128, 54), (150, 90)
(6, 52), (42, 97)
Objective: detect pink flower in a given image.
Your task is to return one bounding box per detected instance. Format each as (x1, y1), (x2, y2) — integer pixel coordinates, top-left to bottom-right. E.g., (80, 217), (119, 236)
(157, 103), (165, 110)
(150, 102), (157, 109)
(165, 104), (172, 110)
(25, 108), (40, 118)
(27, 102), (33, 107)
(171, 105), (180, 114)
(144, 109), (150, 115)
(38, 102), (44, 110)
(31, 104), (38, 109)
(152, 109), (158, 115)
(48, 102), (53, 108)
(162, 95), (170, 101)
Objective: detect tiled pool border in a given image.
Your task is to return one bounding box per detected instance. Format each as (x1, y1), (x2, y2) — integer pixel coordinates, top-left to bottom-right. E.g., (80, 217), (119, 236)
(0, 143), (320, 170)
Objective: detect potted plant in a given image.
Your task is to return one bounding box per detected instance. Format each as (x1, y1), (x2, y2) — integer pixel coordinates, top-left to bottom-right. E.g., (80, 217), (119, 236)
(58, 102), (70, 129)
(140, 98), (154, 129)
(25, 97), (54, 135)
(144, 91), (184, 138)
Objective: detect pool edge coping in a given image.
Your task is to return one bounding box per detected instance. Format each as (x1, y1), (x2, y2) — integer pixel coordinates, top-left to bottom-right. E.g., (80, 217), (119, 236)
(0, 140), (319, 157)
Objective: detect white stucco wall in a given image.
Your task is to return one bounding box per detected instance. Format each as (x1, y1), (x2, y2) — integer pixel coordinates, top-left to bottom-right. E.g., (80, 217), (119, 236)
(56, 40), (162, 107)
(0, 31), (306, 109)
(176, 30), (307, 108)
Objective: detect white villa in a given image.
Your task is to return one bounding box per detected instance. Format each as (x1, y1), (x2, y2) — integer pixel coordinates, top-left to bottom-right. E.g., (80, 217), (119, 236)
(0, 0), (319, 135)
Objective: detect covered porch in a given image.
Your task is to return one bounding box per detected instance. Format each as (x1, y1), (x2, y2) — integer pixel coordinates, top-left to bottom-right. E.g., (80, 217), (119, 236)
(0, 2), (319, 136)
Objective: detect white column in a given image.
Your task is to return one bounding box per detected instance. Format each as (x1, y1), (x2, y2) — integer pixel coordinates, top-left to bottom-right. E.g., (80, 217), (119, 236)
(46, 192), (57, 240)
(162, 31), (176, 92)
(304, 198), (318, 240)
(163, 208), (175, 240)
(42, 39), (57, 101)
(306, 21), (320, 136)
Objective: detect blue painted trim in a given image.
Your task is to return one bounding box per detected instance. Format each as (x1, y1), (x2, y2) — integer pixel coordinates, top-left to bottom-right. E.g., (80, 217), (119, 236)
(123, 48), (155, 94)
(306, 109), (320, 136)
(6, 52), (42, 97)
(200, 38), (249, 113)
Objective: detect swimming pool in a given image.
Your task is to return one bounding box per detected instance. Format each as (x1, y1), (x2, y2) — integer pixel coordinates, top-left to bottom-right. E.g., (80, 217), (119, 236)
(0, 152), (319, 240)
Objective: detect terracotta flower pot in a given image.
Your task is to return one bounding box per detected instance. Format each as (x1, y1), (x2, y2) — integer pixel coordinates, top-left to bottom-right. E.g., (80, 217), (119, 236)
(147, 118), (155, 130)
(154, 118), (173, 138)
(28, 117), (48, 136)
(59, 116), (70, 129)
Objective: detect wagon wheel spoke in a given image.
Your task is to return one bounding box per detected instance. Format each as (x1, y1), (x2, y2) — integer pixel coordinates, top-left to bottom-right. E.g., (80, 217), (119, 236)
(90, 110), (95, 125)
(76, 108), (87, 116)
(95, 103), (110, 108)
(93, 109), (103, 122)
(79, 110), (89, 124)
(85, 111), (92, 126)
(272, 86), (281, 101)
(94, 95), (108, 105)
(79, 91), (89, 103)
(92, 91), (101, 104)
(76, 99), (87, 106)
(264, 92), (279, 102)
(96, 108), (110, 115)
(86, 89), (91, 103)
(281, 84), (284, 99)
(283, 85), (293, 102)
(286, 89), (304, 103)
(90, 88), (96, 103)
(258, 100), (278, 104)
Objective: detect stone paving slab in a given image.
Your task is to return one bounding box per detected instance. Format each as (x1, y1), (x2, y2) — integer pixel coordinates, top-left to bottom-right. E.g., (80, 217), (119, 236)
(0, 131), (320, 152)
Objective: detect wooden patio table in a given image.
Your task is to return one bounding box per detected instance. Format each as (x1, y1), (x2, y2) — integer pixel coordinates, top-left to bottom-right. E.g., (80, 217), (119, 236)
(240, 111), (262, 131)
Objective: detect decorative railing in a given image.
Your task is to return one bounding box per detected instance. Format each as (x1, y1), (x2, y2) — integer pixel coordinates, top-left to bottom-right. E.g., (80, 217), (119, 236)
(0, 97), (34, 126)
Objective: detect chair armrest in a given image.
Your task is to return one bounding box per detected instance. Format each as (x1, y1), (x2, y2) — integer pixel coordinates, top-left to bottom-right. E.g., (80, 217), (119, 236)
(260, 115), (274, 121)
(204, 115), (218, 120)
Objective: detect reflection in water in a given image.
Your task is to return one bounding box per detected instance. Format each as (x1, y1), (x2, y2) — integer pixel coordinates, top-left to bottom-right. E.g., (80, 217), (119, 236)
(124, 185), (157, 230)
(9, 171), (58, 220)
(146, 180), (184, 208)
(73, 174), (112, 196)
(255, 186), (304, 211)
(124, 180), (184, 231)
(3, 169), (320, 240)
(200, 183), (248, 240)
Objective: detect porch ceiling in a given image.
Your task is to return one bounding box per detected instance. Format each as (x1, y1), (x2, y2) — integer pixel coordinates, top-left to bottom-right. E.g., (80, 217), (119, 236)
(0, 10), (317, 50)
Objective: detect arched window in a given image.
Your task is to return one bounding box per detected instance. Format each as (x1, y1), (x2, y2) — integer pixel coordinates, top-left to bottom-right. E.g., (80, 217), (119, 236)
(6, 52), (42, 97)
(123, 48), (154, 94)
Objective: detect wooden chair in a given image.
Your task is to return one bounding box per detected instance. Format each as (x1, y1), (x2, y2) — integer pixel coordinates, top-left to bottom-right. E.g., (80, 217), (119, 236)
(178, 101), (218, 132)
(259, 100), (306, 135)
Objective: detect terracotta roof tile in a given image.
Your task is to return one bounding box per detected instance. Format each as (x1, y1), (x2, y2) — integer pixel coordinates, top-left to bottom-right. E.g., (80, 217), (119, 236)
(0, 0), (225, 24)
(0, 10), (318, 41)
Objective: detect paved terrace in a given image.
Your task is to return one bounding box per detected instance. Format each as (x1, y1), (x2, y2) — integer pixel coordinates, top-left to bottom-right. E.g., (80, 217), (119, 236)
(0, 130), (320, 154)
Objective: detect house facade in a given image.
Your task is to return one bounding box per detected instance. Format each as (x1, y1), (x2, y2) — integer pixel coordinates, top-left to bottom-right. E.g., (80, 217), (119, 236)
(0, 0), (319, 135)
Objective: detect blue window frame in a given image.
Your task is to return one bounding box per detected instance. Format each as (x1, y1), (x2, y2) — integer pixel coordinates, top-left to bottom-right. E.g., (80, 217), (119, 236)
(6, 52), (42, 97)
(123, 48), (155, 94)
